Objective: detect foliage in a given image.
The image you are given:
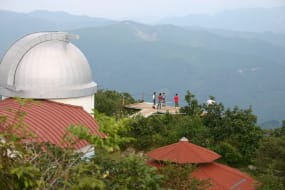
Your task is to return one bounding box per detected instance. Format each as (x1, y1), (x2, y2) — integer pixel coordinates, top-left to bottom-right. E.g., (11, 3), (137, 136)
(93, 110), (135, 151)
(0, 114), (100, 189)
(2, 92), (283, 189)
(94, 89), (136, 117)
(213, 142), (242, 166)
(158, 163), (210, 190)
(0, 98), (42, 190)
(173, 115), (211, 147)
(124, 113), (210, 151)
(200, 100), (263, 165)
(124, 114), (171, 150)
(180, 90), (202, 116)
(94, 151), (163, 190)
(256, 173), (285, 190)
(0, 99), (104, 189)
(253, 134), (285, 188)
(269, 120), (285, 137)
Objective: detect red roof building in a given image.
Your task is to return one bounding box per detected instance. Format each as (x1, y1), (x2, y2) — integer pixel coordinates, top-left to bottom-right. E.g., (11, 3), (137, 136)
(147, 137), (221, 164)
(0, 98), (105, 150)
(192, 162), (256, 190)
(147, 137), (257, 190)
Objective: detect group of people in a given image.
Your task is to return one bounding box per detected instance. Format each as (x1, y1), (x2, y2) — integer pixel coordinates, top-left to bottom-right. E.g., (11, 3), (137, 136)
(152, 92), (179, 109)
(152, 91), (216, 112)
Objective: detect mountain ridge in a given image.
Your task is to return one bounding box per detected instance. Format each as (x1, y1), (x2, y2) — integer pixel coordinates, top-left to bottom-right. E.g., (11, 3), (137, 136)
(159, 6), (285, 33)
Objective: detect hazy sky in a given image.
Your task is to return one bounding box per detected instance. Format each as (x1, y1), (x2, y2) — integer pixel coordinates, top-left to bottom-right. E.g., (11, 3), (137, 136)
(1, 0), (285, 22)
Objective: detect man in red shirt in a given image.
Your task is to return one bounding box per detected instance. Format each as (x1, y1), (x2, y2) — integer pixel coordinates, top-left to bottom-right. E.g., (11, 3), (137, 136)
(174, 94), (179, 108)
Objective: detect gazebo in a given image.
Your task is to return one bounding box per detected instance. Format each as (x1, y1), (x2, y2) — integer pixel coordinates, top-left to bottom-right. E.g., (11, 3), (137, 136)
(147, 137), (221, 164)
(147, 137), (256, 190)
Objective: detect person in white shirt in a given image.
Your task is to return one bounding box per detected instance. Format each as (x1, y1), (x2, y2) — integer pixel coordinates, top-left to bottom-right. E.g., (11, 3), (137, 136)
(206, 99), (216, 105)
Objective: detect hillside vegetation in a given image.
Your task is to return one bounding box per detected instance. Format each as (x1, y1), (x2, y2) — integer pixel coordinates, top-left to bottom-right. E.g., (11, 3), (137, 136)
(1, 93), (284, 189)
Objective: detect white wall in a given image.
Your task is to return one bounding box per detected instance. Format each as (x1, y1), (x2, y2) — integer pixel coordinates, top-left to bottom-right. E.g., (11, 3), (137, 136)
(52, 95), (95, 115)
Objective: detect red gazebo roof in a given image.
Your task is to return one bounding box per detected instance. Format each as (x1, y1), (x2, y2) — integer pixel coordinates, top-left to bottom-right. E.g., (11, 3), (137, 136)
(147, 137), (221, 164)
(0, 98), (105, 149)
(191, 162), (256, 190)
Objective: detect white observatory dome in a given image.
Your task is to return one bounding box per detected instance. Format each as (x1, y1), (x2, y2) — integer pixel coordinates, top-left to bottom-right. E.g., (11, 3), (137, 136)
(0, 32), (97, 99)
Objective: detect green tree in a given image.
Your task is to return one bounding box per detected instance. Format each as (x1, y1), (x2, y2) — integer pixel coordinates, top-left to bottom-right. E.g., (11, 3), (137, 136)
(201, 100), (225, 141)
(95, 90), (136, 117)
(202, 101), (262, 165)
(180, 90), (202, 116)
(125, 113), (212, 151)
(93, 110), (135, 151)
(254, 135), (285, 187)
(256, 173), (284, 190)
(0, 99), (42, 190)
(94, 152), (163, 190)
(213, 142), (242, 166)
(158, 163), (210, 190)
(125, 114), (169, 150)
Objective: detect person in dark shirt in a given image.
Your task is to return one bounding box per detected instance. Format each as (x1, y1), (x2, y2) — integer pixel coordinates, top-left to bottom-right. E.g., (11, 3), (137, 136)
(157, 93), (163, 109)
(152, 92), (156, 108)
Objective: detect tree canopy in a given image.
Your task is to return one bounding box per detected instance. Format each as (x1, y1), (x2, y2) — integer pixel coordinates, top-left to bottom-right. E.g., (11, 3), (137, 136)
(1, 92), (284, 189)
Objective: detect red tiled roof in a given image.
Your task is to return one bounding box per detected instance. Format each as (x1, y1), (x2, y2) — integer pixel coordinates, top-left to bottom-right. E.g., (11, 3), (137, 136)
(191, 162), (256, 190)
(147, 137), (221, 164)
(147, 160), (256, 190)
(0, 98), (105, 149)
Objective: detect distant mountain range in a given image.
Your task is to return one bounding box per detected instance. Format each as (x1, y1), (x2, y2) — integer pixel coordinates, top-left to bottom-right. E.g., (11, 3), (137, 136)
(0, 10), (114, 53)
(159, 6), (285, 33)
(0, 9), (285, 127)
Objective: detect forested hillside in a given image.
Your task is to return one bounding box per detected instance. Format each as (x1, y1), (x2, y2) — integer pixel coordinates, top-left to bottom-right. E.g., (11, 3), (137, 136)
(1, 10), (285, 125)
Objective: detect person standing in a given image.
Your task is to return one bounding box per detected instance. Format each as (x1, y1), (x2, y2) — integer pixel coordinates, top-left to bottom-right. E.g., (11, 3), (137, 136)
(157, 93), (163, 109)
(206, 98), (216, 105)
(162, 92), (166, 107)
(174, 93), (179, 110)
(152, 92), (156, 109)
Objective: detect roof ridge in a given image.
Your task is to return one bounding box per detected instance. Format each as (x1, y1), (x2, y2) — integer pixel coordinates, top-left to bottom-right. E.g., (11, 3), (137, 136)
(2, 98), (85, 110)
(39, 99), (85, 110)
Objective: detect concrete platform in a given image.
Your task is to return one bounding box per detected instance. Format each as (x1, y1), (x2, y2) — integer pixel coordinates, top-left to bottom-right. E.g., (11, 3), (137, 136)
(125, 102), (180, 117)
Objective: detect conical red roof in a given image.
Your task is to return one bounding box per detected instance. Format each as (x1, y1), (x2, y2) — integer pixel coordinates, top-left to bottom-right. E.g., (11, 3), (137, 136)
(147, 137), (221, 164)
(191, 162), (256, 190)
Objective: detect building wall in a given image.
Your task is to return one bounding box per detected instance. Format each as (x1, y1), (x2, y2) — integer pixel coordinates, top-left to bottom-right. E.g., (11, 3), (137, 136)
(52, 95), (95, 115)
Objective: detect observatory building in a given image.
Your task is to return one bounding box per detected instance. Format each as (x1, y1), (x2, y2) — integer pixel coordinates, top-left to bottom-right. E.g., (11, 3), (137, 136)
(0, 32), (104, 151)
(0, 32), (97, 113)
